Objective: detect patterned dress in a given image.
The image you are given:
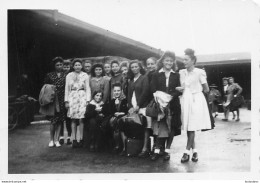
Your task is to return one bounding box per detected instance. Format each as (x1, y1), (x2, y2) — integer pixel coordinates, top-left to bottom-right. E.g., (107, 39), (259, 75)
(44, 72), (66, 124)
(65, 72), (91, 119)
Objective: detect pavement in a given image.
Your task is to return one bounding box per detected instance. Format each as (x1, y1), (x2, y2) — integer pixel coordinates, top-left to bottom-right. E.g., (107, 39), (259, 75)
(8, 108), (251, 173)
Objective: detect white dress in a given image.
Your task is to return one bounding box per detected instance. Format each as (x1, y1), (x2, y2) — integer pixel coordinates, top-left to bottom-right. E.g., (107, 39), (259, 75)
(179, 68), (211, 131)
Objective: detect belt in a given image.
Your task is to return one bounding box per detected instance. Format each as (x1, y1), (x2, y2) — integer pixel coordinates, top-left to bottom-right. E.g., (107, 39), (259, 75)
(71, 88), (84, 91)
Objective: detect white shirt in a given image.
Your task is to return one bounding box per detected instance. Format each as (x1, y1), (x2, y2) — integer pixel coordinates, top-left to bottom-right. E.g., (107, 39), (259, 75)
(158, 68), (175, 87)
(179, 68), (207, 94)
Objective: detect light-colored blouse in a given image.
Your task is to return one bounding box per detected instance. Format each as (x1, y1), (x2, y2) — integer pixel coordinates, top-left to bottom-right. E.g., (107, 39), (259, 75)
(179, 68), (207, 94)
(65, 71), (91, 102)
(89, 77), (110, 103)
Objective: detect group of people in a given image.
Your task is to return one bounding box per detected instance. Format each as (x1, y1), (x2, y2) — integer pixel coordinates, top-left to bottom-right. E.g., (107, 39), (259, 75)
(208, 77), (243, 121)
(42, 48), (213, 163)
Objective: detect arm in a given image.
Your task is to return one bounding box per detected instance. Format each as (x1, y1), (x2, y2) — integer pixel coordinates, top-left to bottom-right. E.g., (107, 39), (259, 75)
(64, 74), (70, 102)
(235, 83), (243, 96)
(200, 69), (209, 93)
(85, 74), (91, 103)
(103, 78), (110, 103)
(138, 76), (149, 108)
(127, 80), (133, 109)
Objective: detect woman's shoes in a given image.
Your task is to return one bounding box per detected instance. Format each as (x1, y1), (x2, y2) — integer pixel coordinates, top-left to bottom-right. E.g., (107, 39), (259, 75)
(163, 152), (170, 161)
(119, 150), (127, 156)
(191, 152), (198, 162)
(48, 140), (55, 148)
(235, 118), (240, 122)
(232, 115), (236, 120)
(72, 140), (78, 148)
(66, 138), (72, 145)
(78, 140), (84, 148)
(181, 153), (190, 163)
(54, 141), (61, 147)
(214, 114), (218, 118)
(150, 153), (160, 161)
(138, 150), (150, 158)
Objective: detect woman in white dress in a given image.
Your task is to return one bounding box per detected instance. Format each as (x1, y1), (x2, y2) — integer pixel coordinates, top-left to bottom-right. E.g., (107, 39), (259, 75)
(65, 59), (91, 148)
(177, 48), (211, 163)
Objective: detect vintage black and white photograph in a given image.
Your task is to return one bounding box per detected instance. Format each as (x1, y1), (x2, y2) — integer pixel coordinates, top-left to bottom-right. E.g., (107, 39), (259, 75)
(2, 0), (260, 180)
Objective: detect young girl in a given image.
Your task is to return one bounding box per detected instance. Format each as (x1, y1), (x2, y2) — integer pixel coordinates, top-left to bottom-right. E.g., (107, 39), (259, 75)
(85, 91), (107, 152)
(108, 83), (128, 152)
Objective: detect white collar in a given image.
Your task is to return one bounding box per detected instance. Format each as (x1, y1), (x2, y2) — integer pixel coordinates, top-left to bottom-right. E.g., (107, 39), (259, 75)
(90, 100), (103, 106)
(159, 68), (175, 73)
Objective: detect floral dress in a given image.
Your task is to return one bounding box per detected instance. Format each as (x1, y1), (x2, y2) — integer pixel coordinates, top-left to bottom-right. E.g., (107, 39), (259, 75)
(44, 72), (66, 124)
(65, 72), (91, 119)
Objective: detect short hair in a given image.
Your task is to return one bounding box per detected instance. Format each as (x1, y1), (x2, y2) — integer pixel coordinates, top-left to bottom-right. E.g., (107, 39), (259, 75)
(72, 58), (82, 67)
(110, 60), (120, 76)
(112, 83), (122, 90)
(52, 57), (63, 69)
(145, 57), (158, 65)
(222, 77), (229, 82)
(83, 60), (92, 65)
(90, 63), (105, 77)
(127, 60), (146, 80)
(157, 51), (176, 71)
(92, 90), (103, 99)
(184, 48), (197, 64)
(63, 59), (71, 66)
(229, 77), (234, 80)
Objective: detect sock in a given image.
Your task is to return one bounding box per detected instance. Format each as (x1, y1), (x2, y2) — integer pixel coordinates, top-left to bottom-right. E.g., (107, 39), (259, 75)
(192, 149), (197, 153)
(59, 136), (64, 140)
(185, 149), (190, 154)
(165, 149), (170, 153)
(154, 149), (160, 154)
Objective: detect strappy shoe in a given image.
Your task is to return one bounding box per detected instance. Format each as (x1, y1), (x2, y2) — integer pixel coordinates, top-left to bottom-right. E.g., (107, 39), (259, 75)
(181, 153), (190, 163)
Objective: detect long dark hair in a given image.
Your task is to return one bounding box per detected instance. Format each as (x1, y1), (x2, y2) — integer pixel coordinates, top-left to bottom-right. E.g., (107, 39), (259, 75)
(127, 60), (146, 80)
(157, 51), (176, 71)
(90, 63), (105, 77)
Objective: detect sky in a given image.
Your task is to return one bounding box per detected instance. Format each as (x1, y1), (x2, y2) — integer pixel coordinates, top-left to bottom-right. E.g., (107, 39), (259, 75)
(58, 0), (260, 55)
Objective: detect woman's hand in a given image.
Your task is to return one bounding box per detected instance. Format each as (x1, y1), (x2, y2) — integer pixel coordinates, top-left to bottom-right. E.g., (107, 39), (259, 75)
(176, 86), (184, 93)
(65, 102), (69, 109)
(134, 106), (140, 112)
(95, 107), (102, 112)
(128, 107), (135, 114)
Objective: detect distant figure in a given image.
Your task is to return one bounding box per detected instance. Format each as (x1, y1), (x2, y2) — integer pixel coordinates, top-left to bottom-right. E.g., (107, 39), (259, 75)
(83, 60), (92, 76)
(16, 73), (33, 97)
(223, 77), (243, 121)
(103, 62), (112, 80)
(60, 59), (72, 145)
(208, 84), (221, 118)
(63, 60), (72, 74)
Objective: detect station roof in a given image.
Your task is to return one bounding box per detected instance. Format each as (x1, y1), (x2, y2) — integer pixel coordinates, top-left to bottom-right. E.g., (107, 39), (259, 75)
(196, 52), (251, 66)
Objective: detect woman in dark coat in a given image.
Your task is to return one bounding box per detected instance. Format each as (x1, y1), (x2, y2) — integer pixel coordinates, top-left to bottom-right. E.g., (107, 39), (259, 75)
(118, 60), (150, 156)
(108, 83), (128, 152)
(85, 90), (109, 152)
(44, 57), (66, 148)
(150, 51), (182, 161)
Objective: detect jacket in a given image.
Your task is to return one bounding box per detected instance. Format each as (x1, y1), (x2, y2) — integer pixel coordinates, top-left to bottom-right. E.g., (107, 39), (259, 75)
(39, 84), (59, 116)
(127, 75), (149, 108)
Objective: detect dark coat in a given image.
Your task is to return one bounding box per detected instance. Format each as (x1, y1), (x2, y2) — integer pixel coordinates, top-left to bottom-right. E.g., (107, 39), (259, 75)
(127, 75), (149, 108)
(109, 98), (128, 116)
(150, 71), (182, 136)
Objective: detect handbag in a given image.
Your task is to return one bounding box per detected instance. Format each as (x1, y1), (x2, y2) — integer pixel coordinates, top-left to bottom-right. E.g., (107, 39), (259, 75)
(125, 112), (142, 126)
(145, 99), (159, 118)
(230, 95), (244, 110)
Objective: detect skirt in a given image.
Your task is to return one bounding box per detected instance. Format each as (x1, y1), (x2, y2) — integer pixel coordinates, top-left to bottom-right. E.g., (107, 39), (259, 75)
(180, 90), (211, 131)
(67, 90), (87, 119)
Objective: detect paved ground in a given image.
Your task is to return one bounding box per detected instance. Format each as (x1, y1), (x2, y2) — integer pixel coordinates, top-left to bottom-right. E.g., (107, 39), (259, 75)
(8, 108), (251, 173)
